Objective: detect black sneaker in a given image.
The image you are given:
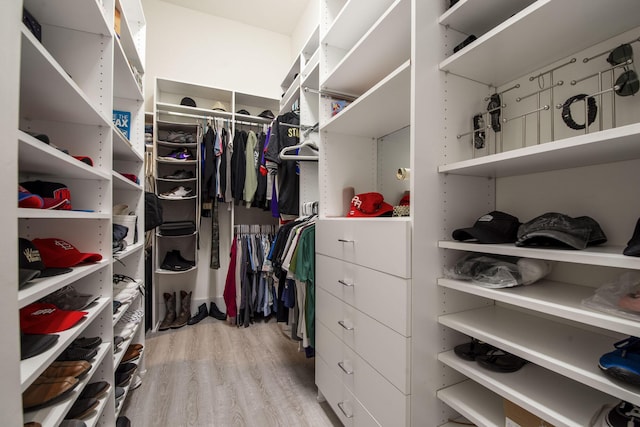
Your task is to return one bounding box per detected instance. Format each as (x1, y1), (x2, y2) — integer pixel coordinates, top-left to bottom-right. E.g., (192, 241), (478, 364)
(163, 169), (194, 180)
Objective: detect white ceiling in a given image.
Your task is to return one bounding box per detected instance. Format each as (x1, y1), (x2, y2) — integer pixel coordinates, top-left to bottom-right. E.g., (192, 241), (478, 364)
(160, 0), (310, 35)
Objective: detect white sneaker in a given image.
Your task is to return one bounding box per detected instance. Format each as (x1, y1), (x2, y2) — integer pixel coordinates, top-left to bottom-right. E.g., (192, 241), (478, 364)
(160, 186), (193, 199)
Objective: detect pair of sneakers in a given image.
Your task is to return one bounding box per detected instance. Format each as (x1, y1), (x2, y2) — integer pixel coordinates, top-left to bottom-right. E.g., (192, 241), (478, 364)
(159, 185), (193, 199)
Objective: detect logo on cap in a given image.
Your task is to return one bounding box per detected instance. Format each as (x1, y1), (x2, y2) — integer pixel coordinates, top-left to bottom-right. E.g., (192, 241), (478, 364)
(23, 248), (41, 263)
(54, 240), (75, 251)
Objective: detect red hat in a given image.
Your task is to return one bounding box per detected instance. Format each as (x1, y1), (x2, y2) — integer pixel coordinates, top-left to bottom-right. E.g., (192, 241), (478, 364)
(32, 238), (102, 268)
(347, 192), (394, 217)
(19, 181), (71, 210)
(20, 303), (87, 334)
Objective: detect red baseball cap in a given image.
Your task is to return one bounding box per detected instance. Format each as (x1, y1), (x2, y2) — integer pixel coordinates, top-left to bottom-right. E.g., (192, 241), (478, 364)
(19, 181), (72, 210)
(347, 192), (394, 217)
(20, 303), (87, 334)
(32, 238), (102, 268)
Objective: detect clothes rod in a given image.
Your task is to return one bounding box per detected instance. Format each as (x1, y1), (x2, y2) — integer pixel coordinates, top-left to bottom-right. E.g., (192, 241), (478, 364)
(303, 86), (357, 102)
(157, 109), (271, 125)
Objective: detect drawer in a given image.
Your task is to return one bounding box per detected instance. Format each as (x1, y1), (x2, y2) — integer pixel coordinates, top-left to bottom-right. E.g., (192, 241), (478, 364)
(316, 219), (411, 278)
(316, 287), (410, 393)
(316, 353), (381, 427)
(317, 323), (409, 427)
(317, 254), (411, 336)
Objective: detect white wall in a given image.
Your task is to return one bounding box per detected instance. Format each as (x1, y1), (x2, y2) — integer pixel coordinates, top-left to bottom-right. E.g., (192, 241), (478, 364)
(142, 0), (293, 111)
(291, 0), (319, 56)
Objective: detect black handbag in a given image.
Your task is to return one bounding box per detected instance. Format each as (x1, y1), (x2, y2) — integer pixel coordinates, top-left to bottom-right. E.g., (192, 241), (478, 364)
(158, 221), (196, 236)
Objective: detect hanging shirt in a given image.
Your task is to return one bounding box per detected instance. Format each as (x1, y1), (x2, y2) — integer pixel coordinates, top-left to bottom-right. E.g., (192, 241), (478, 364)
(243, 130), (259, 207)
(230, 131), (247, 204)
(265, 112), (300, 217)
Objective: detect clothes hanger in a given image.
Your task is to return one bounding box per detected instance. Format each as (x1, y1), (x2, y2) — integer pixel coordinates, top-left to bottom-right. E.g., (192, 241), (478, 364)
(279, 138), (319, 161)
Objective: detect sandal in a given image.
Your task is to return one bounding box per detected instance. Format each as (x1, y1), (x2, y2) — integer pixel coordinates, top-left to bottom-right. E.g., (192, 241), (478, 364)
(476, 349), (527, 373)
(454, 338), (496, 361)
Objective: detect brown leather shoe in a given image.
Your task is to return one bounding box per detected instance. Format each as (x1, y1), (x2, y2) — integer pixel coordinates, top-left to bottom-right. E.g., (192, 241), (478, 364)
(42, 361), (91, 379)
(128, 343), (143, 352)
(22, 376), (78, 410)
(122, 347), (140, 363)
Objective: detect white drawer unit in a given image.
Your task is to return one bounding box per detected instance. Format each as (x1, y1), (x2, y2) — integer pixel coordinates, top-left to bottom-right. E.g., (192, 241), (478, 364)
(316, 353), (382, 427)
(316, 219), (411, 278)
(317, 322), (409, 427)
(317, 254), (411, 336)
(316, 287), (410, 394)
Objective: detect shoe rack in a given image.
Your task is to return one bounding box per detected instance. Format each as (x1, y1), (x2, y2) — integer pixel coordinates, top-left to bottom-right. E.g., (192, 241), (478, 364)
(6, 0), (146, 425)
(152, 77), (279, 330)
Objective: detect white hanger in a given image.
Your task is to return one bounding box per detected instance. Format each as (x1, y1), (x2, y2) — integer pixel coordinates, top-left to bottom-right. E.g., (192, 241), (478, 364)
(279, 139), (319, 161)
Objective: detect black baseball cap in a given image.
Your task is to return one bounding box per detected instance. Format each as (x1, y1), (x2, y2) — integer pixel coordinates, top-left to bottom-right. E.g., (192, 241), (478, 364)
(258, 110), (275, 119)
(452, 211), (521, 244)
(624, 217), (640, 256)
(236, 109), (250, 115)
(516, 212), (607, 250)
(180, 97), (196, 107)
(19, 238), (72, 287)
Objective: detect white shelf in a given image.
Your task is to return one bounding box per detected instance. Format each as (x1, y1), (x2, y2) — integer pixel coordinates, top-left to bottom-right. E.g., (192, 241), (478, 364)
(323, 0), (395, 51)
(439, 123), (640, 177)
(18, 131), (111, 181)
(113, 171), (143, 191)
(438, 0), (535, 36)
(156, 231), (198, 238)
(113, 241), (144, 263)
(113, 290), (142, 325)
(157, 195), (197, 201)
(438, 305), (639, 407)
(438, 278), (640, 338)
(116, 0), (145, 74)
(20, 27), (110, 127)
(23, 342), (112, 427)
(437, 380), (504, 427)
(155, 266), (197, 274)
(156, 159), (198, 165)
(321, 0), (410, 96)
(18, 209), (110, 220)
(438, 241), (640, 270)
(20, 297), (111, 391)
(113, 323), (143, 367)
(114, 37), (143, 101)
(438, 351), (619, 427)
(233, 111), (274, 125)
(280, 53), (301, 91)
(18, 260), (109, 309)
(321, 60), (410, 138)
(301, 53), (320, 91)
(156, 177), (197, 183)
(79, 386), (112, 427)
(156, 102), (234, 121)
(113, 125), (143, 162)
(280, 74), (301, 113)
(438, 0), (640, 86)
(301, 26), (320, 61)
(23, 0), (111, 36)
(157, 140), (198, 148)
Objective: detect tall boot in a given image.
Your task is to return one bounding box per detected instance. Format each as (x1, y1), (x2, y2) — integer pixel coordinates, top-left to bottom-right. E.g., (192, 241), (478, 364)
(158, 292), (176, 331)
(171, 290), (191, 329)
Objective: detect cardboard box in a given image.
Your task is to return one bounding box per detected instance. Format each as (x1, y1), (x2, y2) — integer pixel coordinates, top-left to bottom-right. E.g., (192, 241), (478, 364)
(114, 8), (121, 37)
(504, 399), (556, 427)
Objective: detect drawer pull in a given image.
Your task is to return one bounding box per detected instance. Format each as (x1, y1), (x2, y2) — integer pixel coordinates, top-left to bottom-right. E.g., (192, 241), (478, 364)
(337, 361), (354, 375)
(337, 401), (354, 419)
(338, 279), (354, 287)
(338, 320), (354, 331)
(338, 239), (355, 243)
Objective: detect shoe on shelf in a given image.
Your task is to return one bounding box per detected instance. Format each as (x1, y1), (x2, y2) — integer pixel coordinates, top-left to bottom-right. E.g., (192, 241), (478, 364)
(209, 302), (226, 321)
(116, 362), (137, 377)
(70, 336), (102, 350)
(59, 421), (87, 427)
(188, 303), (208, 325)
(159, 148), (194, 161)
(65, 397), (99, 420)
(42, 361), (91, 379)
(159, 185), (193, 199)
(79, 381), (109, 399)
(163, 169), (194, 180)
(115, 372), (132, 387)
(161, 250), (195, 271)
(599, 336), (640, 385)
(116, 416), (132, 427)
(55, 346), (97, 362)
(122, 346), (141, 363)
(22, 376), (79, 410)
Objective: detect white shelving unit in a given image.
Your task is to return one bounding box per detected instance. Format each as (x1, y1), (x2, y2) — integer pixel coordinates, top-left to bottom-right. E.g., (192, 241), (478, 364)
(8, 0), (147, 424)
(411, 0), (640, 425)
(316, 0), (412, 424)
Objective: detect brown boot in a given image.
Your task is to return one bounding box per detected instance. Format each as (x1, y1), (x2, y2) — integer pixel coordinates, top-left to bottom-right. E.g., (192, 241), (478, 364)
(158, 292), (176, 331)
(171, 290), (191, 329)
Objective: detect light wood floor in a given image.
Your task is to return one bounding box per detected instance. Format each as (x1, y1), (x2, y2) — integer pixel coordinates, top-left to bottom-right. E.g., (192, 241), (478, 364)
(121, 318), (342, 427)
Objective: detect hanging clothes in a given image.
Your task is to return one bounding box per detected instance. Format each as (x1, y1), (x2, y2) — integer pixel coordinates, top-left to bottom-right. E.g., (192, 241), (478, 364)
(265, 112), (300, 218)
(223, 235), (238, 320)
(243, 130), (259, 207)
(230, 130), (247, 205)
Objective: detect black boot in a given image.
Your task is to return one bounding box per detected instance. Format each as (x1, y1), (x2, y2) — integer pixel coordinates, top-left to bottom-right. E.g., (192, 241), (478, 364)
(209, 302), (226, 321)
(188, 303), (208, 325)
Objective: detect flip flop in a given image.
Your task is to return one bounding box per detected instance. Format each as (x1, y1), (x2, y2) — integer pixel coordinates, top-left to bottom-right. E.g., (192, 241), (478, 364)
(476, 349), (527, 372)
(454, 338), (496, 361)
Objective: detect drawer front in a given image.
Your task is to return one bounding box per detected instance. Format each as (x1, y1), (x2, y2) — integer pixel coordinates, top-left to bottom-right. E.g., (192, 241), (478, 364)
(317, 254), (411, 336)
(316, 354), (381, 427)
(316, 287), (410, 393)
(316, 219), (411, 278)
(317, 323), (409, 427)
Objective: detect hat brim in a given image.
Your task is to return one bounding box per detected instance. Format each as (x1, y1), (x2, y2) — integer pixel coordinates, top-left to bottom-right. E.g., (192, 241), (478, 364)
(19, 269), (41, 288)
(516, 230), (588, 250)
(348, 201), (394, 217)
(61, 252), (103, 268)
(38, 267), (74, 278)
(21, 333), (59, 360)
(452, 227), (515, 244)
(42, 197), (70, 210)
(19, 193), (44, 209)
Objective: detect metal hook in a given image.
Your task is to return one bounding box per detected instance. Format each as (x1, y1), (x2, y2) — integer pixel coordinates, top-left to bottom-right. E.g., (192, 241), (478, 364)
(583, 36), (640, 63)
(529, 58), (576, 81)
(483, 84), (520, 101)
(516, 81), (564, 102)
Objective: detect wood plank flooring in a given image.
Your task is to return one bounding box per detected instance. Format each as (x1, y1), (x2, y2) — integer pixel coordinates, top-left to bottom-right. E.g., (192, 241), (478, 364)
(121, 318), (342, 427)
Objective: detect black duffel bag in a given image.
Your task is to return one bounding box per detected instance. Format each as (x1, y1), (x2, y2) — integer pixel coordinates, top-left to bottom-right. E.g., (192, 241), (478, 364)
(159, 221), (196, 236)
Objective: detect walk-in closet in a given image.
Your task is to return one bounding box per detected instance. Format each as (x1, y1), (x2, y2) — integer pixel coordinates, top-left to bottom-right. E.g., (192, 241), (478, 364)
(4, 0), (640, 426)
